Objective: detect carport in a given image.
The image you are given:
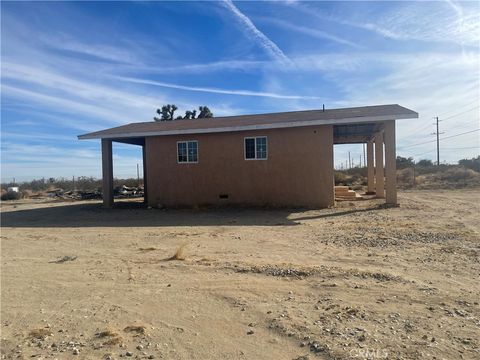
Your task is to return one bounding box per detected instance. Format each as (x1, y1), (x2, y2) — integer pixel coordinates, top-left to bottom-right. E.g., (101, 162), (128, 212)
(333, 120), (397, 203)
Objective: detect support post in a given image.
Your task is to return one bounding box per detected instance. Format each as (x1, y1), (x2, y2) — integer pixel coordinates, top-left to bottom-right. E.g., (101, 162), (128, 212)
(101, 139), (114, 208)
(374, 132), (385, 198)
(366, 140), (375, 194)
(384, 120), (397, 205)
(142, 142), (148, 205)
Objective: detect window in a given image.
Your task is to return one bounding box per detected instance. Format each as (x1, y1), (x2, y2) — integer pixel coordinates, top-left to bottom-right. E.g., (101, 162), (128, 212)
(244, 136), (267, 160)
(177, 140), (198, 163)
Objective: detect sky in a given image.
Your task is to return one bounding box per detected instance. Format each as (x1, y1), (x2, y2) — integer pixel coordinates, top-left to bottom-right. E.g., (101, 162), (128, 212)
(1, 0), (479, 182)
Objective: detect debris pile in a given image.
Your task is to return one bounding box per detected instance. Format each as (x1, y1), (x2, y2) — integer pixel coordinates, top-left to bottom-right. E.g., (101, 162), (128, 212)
(30, 185), (144, 200)
(115, 185), (144, 198)
(44, 188), (102, 200)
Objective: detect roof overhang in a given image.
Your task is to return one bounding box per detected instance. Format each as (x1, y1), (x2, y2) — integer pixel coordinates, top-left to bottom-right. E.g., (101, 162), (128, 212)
(78, 112), (418, 140)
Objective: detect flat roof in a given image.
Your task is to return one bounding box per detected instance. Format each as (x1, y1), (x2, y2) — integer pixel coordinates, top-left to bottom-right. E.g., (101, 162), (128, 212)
(78, 104), (418, 140)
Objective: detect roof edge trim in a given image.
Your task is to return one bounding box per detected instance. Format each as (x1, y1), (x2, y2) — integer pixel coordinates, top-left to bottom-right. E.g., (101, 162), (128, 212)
(78, 112), (418, 140)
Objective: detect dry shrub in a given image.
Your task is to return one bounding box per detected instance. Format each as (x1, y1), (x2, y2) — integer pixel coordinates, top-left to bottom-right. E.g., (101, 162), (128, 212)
(166, 243), (187, 261)
(28, 328), (52, 340)
(334, 171), (347, 185)
(1, 191), (22, 201)
(434, 167), (479, 182)
(123, 324), (146, 334)
(397, 168), (414, 184)
(96, 329), (119, 338)
(139, 247), (157, 251)
(95, 328), (122, 346)
(415, 175), (426, 186)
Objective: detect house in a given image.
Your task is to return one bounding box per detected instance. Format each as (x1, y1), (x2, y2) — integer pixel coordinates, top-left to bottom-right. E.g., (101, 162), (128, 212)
(78, 104), (418, 208)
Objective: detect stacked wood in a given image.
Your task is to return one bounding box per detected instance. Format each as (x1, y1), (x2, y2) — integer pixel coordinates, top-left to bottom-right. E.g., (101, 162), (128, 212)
(335, 186), (362, 201)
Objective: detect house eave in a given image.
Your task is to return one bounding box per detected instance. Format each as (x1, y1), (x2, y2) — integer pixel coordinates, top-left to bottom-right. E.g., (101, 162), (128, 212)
(78, 112), (418, 140)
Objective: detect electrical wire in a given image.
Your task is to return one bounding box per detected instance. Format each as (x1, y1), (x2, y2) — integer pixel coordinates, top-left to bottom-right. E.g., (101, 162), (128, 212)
(441, 106), (479, 121)
(401, 128), (480, 148)
(436, 100), (479, 119)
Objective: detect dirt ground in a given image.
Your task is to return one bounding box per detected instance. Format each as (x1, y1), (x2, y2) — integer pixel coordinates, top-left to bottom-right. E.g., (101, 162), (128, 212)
(1, 189), (479, 360)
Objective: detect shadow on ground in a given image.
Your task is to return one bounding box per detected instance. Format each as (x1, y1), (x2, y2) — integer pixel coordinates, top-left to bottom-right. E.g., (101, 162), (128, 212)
(1, 200), (387, 228)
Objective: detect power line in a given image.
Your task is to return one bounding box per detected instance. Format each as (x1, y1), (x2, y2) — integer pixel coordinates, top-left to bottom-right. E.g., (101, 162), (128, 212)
(441, 128), (480, 141)
(442, 146), (479, 150)
(398, 104), (479, 142)
(441, 106), (479, 121)
(401, 128), (480, 148)
(411, 149), (436, 157)
(436, 100), (479, 119)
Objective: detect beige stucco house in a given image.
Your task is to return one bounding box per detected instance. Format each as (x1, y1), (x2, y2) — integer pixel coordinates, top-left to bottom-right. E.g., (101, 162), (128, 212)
(78, 104), (418, 208)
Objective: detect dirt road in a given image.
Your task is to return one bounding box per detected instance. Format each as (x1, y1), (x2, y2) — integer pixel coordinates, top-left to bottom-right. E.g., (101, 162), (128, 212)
(1, 189), (479, 359)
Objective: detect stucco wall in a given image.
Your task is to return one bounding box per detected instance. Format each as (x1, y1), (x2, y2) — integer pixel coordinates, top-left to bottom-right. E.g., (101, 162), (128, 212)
(145, 125), (334, 208)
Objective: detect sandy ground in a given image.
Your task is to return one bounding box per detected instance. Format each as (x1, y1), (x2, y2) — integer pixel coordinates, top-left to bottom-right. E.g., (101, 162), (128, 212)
(1, 189), (479, 360)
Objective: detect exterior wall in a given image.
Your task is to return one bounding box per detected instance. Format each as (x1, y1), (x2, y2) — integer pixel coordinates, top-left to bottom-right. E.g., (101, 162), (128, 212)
(145, 125), (334, 208)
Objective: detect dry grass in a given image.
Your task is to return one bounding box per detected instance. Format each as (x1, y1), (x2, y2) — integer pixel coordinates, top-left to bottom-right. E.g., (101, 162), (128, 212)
(139, 247), (157, 251)
(28, 328), (52, 340)
(95, 328), (122, 346)
(165, 243), (187, 261)
(123, 324), (146, 334)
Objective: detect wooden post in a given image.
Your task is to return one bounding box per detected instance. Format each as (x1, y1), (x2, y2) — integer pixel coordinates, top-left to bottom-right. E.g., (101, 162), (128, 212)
(374, 132), (385, 198)
(101, 139), (114, 208)
(367, 140), (375, 194)
(384, 120), (397, 205)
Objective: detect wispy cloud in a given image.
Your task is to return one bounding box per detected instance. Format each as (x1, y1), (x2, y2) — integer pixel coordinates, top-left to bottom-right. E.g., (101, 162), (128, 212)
(40, 35), (140, 64)
(1, 141), (143, 180)
(286, 1), (480, 46)
(259, 17), (362, 48)
(115, 76), (321, 100)
(220, 0), (292, 65)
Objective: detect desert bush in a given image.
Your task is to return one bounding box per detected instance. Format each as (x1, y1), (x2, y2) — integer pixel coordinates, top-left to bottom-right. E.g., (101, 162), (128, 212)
(459, 156), (480, 172)
(1, 190), (22, 201)
(417, 159), (433, 167)
(334, 171), (347, 185)
(2, 176), (142, 193)
(396, 156), (414, 169)
(432, 167), (479, 182)
(397, 168), (414, 185)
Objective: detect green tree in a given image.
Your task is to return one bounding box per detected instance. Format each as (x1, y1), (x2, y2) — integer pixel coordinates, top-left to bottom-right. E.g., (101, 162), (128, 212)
(154, 105), (213, 121)
(396, 156), (414, 169)
(417, 159), (433, 167)
(154, 104), (178, 121)
(198, 106), (213, 118)
(184, 110), (197, 119)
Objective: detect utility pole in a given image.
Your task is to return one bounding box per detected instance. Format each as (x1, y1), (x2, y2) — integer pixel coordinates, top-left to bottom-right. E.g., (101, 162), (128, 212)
(359, 155), (362, 168)
(348, 151), (351, 169)
(432, 117), (444, 166)
(412, 160), (416, 187)
(137, 163), (140, 186)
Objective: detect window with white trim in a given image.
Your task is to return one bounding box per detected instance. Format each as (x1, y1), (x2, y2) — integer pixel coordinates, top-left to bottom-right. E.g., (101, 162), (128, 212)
(177, 140), (198, 163)
(244, 136), (267, 160)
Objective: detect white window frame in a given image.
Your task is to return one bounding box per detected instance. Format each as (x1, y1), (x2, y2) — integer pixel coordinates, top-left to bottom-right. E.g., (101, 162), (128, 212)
(244, 136), (268, 160)
(177, 140), (198, 164)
